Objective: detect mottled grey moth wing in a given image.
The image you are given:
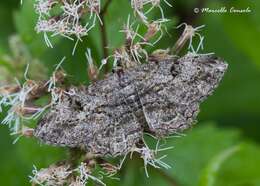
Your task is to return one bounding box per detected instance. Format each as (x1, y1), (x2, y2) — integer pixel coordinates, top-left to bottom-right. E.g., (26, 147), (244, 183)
(35, 76), (143, 157)
(136, 54), (228, 137)
(34, 53), (228, 157)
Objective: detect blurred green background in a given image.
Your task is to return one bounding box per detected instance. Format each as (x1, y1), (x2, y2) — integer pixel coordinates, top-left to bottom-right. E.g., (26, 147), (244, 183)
(0, 0), (260, 185)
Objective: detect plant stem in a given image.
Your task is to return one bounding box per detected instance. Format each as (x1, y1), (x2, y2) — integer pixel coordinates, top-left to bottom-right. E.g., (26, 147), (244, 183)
(101, 0), (113, 16)
(99, 18), (109, 72)
(156, 169), (180, 186)
(99, 0), (113, 73)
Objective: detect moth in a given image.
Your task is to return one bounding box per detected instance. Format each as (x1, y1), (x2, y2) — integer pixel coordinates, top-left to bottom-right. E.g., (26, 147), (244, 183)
(34, 53), (228, 157)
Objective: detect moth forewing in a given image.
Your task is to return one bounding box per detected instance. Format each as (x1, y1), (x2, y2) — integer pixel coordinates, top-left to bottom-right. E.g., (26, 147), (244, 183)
(34, 53), (228, 156)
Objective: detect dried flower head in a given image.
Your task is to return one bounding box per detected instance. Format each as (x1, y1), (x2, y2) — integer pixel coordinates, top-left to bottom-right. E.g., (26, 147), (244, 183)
(130, 0), (172, 23)
(72, 162), (106, 186)
(129, 138), (172, 177)
(29, 164), (72, 186)
(34, 0), (102, 48)
(173, 23), (206, 54)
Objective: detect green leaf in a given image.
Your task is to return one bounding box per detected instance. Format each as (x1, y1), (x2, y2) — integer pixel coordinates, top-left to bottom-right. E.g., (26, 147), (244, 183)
(0, 124), (66, 185)
(198, 142), (260, 186)
(199, 145), (241, 186)
(164, 123), (241, 186)
(213, 143), (260, 186)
